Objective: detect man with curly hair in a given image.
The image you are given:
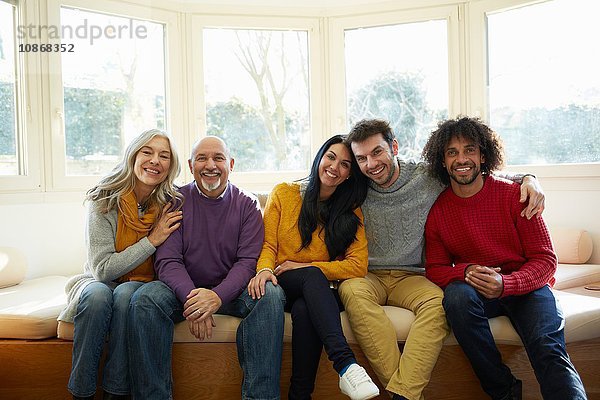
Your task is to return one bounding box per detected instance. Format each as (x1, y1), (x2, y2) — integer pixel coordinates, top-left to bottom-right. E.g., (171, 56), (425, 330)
(423, 116), (586, 400)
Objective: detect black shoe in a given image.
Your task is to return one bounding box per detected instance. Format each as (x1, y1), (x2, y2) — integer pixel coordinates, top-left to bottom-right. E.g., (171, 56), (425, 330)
(510, 379), (522, 400)
(103, 391), (131, 400)
(73, 396), (94, 400)
(392, 394), (409, 400)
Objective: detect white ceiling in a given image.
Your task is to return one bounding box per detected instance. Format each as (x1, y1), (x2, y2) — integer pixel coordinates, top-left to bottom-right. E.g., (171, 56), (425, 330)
(172, 0), (406, 8)
(159, 0), (408, 9)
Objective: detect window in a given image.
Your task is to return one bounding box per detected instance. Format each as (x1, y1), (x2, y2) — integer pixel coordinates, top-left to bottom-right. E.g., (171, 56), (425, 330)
(2, 0), (598, 197)
(331, 7), (457, 162)
(56, 7), (167, 176)
(487, 0), (600, 165)
(0, 0), (19, 176)
(202, 28), (311, 172)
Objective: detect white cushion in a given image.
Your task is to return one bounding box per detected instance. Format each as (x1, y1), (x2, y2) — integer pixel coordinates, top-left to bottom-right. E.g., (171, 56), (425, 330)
(58, 287), (600, 345)
(0, 276), (68, 339)
(551, 227), (593, 264)
(554, 287), (600, 342)
(553, 263), (600, 290)
(0, 246), (27, 289)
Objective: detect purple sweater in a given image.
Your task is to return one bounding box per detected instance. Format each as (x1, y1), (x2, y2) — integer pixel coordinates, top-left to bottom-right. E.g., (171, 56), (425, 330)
(155, 182), (264, 305)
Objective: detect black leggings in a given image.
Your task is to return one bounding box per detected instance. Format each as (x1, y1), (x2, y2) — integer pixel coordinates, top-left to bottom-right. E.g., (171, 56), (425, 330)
(278, 266), (356, 400)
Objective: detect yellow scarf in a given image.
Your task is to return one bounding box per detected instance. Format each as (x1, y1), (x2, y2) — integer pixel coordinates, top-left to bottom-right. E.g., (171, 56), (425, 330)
(115, 191), (159, 283)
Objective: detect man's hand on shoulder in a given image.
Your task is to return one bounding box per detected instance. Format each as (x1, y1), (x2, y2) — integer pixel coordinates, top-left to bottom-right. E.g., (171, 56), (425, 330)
(520, 175), (545, 219)
(465, 265), (503, 299)
(183, 288), (222, 322)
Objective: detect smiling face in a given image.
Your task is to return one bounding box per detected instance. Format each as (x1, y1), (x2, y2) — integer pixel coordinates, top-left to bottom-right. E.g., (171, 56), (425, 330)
(133, 136), (172, 196)
(188, 137), (234, 198)
(318, 142), (352, 199)
(443, 134), (485, 194)
(350, 133), (399, 188)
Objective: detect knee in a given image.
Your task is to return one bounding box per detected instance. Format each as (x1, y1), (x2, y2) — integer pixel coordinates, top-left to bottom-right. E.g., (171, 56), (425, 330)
(442, 282), (478, 314)
(303, 266), (328, 285)
(113, 282), (143, 310)
(79, 283), (113, 314)
(261, 281), (286, 309)
(129, 281), (173, 313)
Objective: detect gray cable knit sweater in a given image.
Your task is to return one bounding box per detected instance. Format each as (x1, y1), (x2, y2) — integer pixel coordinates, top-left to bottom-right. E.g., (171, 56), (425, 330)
(362, 159), (444, 273)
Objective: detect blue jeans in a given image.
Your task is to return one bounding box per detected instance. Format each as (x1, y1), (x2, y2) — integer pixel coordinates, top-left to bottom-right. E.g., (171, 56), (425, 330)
(128, 280), (286, 400)
(69, 280), (144, 397)
(278, 267), (355, 400)
(443, 282), (586, 400)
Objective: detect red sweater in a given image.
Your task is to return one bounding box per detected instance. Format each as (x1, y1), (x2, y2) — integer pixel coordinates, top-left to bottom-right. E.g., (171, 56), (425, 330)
(424, 175), (556, 297)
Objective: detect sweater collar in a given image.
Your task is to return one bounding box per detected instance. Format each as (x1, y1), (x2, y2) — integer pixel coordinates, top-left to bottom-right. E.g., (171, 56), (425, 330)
(445, 174), (494, 205)
(194, 180), (229, 200)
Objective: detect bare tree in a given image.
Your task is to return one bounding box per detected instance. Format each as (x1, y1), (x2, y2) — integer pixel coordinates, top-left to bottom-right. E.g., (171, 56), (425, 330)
(234, 30), (298, 167)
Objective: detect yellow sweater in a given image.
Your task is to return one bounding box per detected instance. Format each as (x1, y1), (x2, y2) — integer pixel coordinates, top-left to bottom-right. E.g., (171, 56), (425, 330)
(257, 182), (368, 280)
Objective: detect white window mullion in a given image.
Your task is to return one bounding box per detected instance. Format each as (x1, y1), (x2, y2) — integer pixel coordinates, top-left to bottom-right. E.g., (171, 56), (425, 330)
(0, 0), (43, 193)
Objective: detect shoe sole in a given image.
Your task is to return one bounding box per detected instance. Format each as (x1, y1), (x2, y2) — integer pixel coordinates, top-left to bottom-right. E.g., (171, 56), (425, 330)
(353, 391), (380, 400)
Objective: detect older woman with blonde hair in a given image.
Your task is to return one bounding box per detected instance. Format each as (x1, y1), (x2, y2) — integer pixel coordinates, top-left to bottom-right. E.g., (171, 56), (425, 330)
(58, 129), (183, 400)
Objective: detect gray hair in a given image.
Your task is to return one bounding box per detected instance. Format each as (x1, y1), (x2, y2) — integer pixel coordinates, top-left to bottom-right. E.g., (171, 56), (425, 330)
(86, 128), (182, 216)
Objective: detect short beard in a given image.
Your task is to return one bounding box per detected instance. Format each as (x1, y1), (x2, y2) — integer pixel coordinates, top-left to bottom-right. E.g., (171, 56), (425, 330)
(381, 160), (397, 186)
(201, 177), (221, 192)
(448, 164), (480, 186)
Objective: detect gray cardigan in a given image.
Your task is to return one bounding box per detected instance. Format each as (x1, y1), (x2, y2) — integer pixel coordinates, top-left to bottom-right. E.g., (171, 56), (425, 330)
(58, 201), (156, 322)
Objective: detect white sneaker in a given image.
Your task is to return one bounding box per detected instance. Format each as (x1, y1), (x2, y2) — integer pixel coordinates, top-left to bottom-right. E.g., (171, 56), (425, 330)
(339, 363), (380, 400)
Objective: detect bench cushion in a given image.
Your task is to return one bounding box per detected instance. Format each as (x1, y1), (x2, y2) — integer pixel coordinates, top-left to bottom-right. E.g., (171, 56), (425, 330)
(0, 246), (27, 289)
(57, 287), (600, 346)
(555, 285), (600, 342)
(553, 263), (600, 290)
(0, 276), (68, 339)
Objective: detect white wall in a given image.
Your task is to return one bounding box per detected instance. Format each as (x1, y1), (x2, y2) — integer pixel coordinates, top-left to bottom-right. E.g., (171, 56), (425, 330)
(542, 185), (600, 264)
(0, 198), (87, 279)
(1, 178), (598, 280)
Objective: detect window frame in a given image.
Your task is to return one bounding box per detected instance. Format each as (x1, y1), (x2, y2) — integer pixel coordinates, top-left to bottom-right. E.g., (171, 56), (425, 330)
(189, 14), (324, 191)
(1, 0), (598, 199)
(44, 0), (186, 191)
(0, 0), (43, 192)
(328, 5), (462, 137)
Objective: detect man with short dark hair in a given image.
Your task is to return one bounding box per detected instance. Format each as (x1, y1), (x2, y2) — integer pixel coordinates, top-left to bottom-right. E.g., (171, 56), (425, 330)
(339, 118), (545, 400)
(128, 136), (286, 400)
(423, 116), (586, 400)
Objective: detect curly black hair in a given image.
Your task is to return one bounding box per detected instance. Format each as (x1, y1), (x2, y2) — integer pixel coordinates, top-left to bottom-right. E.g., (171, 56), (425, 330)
(422, 116), (504, 185)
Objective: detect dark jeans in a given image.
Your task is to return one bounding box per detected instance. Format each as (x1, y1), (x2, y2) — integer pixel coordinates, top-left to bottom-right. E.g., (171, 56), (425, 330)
(443, 282), (587, 400)
(278, 266), (356, 400)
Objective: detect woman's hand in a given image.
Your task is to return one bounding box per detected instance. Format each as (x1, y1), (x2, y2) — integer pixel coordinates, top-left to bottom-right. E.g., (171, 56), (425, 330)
(274, 261), (311, 276)
(248, 269), (278, 300)
(148, 203), (183, 247)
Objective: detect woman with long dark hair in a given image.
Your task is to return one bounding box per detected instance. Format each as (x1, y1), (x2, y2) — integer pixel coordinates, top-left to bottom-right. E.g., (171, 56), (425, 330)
(248, 135), (379, 400)
(58, 129), (183, 400)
